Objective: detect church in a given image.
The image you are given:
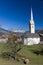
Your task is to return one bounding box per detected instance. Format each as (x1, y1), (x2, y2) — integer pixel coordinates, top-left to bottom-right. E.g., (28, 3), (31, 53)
(22, 8), (40, 45)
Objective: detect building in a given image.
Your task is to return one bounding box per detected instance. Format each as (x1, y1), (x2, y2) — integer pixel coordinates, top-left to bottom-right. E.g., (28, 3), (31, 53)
(39, 34), (43, 44)
(22, 8), (40, 45)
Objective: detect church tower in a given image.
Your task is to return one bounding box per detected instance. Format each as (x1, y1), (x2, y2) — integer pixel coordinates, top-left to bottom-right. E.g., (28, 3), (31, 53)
(29, 8), (35, 33)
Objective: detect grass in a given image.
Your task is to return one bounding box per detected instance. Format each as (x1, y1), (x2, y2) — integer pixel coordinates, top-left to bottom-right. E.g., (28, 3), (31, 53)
(0, 58), (25, 65)
(0, 43), (43, 65)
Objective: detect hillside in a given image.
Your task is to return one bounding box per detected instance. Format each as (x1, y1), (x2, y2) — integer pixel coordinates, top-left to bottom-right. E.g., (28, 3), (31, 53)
(36, 29), (43, 34)
(0, 44), (43, 65)
(0, 27), (24, 36)
(0, 28), (10, 34)
(0, 27), (43, 36)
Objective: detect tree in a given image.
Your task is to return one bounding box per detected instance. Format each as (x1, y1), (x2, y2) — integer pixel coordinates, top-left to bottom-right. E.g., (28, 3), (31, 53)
(7, 34), (22, 59)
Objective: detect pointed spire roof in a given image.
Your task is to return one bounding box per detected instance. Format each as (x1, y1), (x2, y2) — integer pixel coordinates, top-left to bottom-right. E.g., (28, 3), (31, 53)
(31, 8), (33, 20)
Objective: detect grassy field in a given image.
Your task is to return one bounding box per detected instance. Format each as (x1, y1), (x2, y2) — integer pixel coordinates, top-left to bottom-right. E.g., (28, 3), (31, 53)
(0, 44), (43, 65)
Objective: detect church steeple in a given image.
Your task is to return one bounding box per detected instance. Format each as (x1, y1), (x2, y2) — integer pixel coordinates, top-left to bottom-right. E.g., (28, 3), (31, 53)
(29, 8), (35, 33)
(31, 8), (33, 20)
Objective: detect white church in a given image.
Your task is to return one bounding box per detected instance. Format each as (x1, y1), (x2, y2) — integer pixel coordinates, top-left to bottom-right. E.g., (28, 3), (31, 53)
(22, 8), (40, 45)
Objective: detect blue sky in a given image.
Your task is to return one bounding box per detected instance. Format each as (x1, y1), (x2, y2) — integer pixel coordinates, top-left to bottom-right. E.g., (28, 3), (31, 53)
(0, 0), (43, 31)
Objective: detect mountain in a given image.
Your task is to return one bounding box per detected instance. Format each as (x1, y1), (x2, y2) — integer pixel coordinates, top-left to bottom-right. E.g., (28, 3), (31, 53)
(0, 28), (11, 35)
(0, 27), (24, 36)
(38, 30), (43, 34)
(36, 29), (43, 34)
(0, 27), (43, 36)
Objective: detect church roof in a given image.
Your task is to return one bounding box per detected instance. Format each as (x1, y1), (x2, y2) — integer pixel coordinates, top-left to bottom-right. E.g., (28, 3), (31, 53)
(22, 31), (40, 38)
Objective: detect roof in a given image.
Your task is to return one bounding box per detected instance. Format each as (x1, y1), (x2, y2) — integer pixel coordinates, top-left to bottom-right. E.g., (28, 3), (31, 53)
(39, 34), (43, 37)
(22, 31), (40, 38)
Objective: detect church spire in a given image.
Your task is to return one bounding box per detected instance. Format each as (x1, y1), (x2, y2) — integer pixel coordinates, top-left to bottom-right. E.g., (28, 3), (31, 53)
(31, 8), (33, 20)
(29, 7), (35, 33)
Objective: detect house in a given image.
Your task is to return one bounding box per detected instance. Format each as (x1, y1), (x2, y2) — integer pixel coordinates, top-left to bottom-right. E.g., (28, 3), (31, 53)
(0, 33), (22, 43)
(22, 8), (40, 45)
(39, 34), (43, 44)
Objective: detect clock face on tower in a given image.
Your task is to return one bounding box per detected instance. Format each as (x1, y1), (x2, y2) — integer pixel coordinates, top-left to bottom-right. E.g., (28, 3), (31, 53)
(31, 23), (34, 28)
(32, 25), (34, 28)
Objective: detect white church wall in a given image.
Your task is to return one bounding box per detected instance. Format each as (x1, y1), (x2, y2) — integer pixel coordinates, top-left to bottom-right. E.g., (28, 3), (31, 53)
(24, 37), (40, 45)
(33, 38), (40, 44)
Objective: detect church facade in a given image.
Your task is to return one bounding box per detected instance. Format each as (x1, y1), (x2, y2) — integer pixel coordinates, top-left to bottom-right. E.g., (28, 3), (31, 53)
(23, 8), (40, 45)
